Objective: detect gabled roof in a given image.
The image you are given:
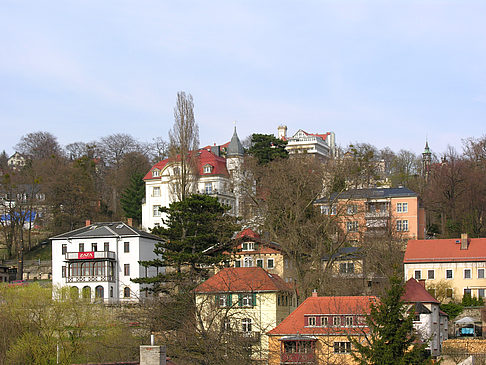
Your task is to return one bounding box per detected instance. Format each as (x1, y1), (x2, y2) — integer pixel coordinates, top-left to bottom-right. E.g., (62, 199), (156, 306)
(322, 246), (362, 261)
(144, 149), (229, 180)
(404, 238), (486, 263)
(316, 187), (418, 203)
(401, 278), (439, 304)
(268, 295), (377, 336)
(288, 129), (331, 142)
(194, 267), (292, 293)
(236, 228), (261, 240)
(227, 127), (244, 156)
(51, 222), (160, 241)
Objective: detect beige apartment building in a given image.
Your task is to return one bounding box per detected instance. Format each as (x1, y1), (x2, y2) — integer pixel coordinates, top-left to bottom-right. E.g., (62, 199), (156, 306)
(404, 234), (486, 302)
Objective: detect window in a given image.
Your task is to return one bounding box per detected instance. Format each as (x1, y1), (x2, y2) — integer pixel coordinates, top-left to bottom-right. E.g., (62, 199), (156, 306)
(217, 294), (231, 307)
(239, 294), (255, 307)
(320, 316), (328, 327)
(79, 243), (84, 252)
(152, 186), (161, 197)
(110, 286), (114, 298)
(242, 318), (252, 332)
(91, 243), (97, 252)
(345, 316), (353, 327)
(334, 342), (351, 354)
(464, 288), (472, 296)
(446, 269), (453, 279)
(104, 242), (109, 252)
(205, 182), (212, 194)
(414, 270), (421, 280)
(152, 169), (160, 177)
(346, 221), (358, 232)
(267, 258), (275, 269)
(243, 257), (253, 267)
(256, 259), (263, 268)
(308, 316), (316, 326)
(242, 242), (255, 251)
(61, 266), (66, 278)
(124, 264), (130, 276)
(95, 285), (104, 299)
(347, 205), (357, 215)
(153, 205), (161, 217)
(397, 202), (408, 213)
(397, 220), (409, 231)
(321, 205), (330, 215)
(479, 289), (485, 298)
(464, 269), (472, 279)
(62, 244), (67, 255)
(124, 287), (130, 298)
(339, 262), (355, 274)
(428, 270), (435, 280)
(222, 318), (231, 331)
(234, 260), (241, 268)
(478, 269), (485, 279)
(446, 288), (453, 298)
(203, 165), (212, 174)
(173, 167), (180, 175)
(124, 242), (130, 253)
(333, 316), (341, 326)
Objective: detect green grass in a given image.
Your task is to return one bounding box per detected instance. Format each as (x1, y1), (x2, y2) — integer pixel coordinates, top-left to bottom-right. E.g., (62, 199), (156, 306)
(24, 241), (52, 261)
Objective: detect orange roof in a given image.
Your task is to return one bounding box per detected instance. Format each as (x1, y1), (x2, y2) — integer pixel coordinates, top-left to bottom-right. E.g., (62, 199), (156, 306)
(234, 247), (280, 255)
(194, 267), (292, 293)
(404, 238), (486, 263)
(401, 278), (439, 304)
(144, 149), (229, 180)
(268, 295), (376, 336)
(236, 228), (261, 240)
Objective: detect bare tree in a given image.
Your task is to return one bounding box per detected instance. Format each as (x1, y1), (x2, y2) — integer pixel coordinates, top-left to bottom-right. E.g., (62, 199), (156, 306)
(168, 91), (199, 201)
(149, 136), (170, 163)
(15, 131), (62, 160)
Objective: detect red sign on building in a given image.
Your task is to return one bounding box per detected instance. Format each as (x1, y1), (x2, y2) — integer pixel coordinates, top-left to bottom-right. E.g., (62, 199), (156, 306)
(78, 252), (94, 259)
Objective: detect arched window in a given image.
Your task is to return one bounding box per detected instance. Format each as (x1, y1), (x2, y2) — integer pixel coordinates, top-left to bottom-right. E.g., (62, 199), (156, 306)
(124, 287), (131, 298)
(242, 318), (252, 332)
(82, 286), (91, 299)
(95, 285), (104, 299)
(70, 286), (79, 299)
(243, 257), (253, 267)
(110, 286), (114, 298)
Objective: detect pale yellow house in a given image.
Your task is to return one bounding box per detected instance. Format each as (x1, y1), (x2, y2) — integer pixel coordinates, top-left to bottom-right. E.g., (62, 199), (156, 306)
(194, 267), (296, 362)
(404, 234), (486, 302)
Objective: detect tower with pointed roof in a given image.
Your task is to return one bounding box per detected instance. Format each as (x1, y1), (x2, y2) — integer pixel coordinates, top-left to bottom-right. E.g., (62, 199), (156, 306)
(422, 140), (432, 181)
(226, 126), (245, 216)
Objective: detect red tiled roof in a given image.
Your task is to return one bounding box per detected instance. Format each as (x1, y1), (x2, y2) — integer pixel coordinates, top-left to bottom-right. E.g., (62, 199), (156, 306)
(268, 296), (377, 336)
(144, 149), (229, 180)
(404, 238), (486, 263)
(401, 278), (439, 304)
(194, 267), (292, 293)
(236, 228), (261, 240)
(234, 247), (280, 255)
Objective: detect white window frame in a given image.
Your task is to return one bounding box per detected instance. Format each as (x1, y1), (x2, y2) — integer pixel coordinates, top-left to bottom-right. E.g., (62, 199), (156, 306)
(241, 295), (253, 307)
(242, 242), (255, 251)
(203, 165), (212, 174)
(321, 205), (330, 215)
(347, 205), (357, 215)
(427, 270), (435, 280)
(308, 316), (316, 326)
(242, 318), (252, 332)
(267, 258), (275, 269)
(205, 182), (212, 194)
(321, 316), (328, 327)
(256, 258), (263, 268)
(152, 186), (161, 197)
(464, 269), (472, 279)
(397, 220), (409, 232)
(446, 269), (453, 279)
(346, 221), (358, 232)
(243, 257), (253, 267)
(153, 205), (161, 217)
(333, 316), (340, 326)
(479, 289), (485, 298)
(397, 202), (408, 213)
(152, 169), (160, 177)
(345, 316), (353, 327)
(478, 268), (485, 279)
(414, 270), (421, 280)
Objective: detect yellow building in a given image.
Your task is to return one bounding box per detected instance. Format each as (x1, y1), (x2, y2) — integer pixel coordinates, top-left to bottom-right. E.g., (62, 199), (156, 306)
(267, 293), (376, 365)
(404, 234), (486, 302)
(194, 267), (296, 362)
(315, 187), (426, 243)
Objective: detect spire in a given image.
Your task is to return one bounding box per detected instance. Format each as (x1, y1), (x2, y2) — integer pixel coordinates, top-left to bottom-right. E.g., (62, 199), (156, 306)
(423, 140), (431, 155)
(227, 125), (244, 157)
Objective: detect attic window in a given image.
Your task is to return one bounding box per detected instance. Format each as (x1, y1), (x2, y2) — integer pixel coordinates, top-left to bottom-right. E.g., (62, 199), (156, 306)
(242, 242), (254, 251)
(116, 224), (124, 229)
(152, 169), (160, 177)
(203, 165), (213, 174)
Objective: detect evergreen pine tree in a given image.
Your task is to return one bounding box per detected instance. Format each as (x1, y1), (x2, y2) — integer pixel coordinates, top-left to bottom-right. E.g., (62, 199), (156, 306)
(248, 133), (288, 164)
(350, 276), (432, 365)
(120, 172), (145, 225)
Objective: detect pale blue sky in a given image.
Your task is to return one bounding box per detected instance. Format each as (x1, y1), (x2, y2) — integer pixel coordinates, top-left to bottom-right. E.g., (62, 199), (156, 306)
(1, 1), (485, 156)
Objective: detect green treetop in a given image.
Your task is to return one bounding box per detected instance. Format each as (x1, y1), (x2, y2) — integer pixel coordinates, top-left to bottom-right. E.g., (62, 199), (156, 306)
(247, 133), (288, 164)
(120, 172), (145, 225)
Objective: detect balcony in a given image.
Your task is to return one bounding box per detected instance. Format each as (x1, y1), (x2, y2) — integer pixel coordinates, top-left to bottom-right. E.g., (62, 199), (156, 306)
(66, 275), (115, 283)
(280, 353), (315, 364)
(65, 251), (116, 260)
(365, 211), (390, 219)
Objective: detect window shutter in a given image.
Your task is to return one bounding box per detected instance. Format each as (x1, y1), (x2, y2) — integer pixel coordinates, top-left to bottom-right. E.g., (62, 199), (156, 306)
(228, 294), (232, 306)
(238, 294), (243, 307)
(252, 293), (257, 307)
(215, 295), (219, 306)
(304, 316), (309, 326)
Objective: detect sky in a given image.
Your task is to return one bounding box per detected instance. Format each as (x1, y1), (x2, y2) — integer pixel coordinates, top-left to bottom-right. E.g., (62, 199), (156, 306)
(1, 1), (485, 156)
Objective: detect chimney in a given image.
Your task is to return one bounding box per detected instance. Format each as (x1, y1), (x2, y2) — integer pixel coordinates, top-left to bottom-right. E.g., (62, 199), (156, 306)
(127, 218), (133, 227)
(312, 289), (318, 297)
(85, 219), (91, 227)
(210, 145), (220, 157)
(461, 233), (469, 250)
(418, 279), (426, 288)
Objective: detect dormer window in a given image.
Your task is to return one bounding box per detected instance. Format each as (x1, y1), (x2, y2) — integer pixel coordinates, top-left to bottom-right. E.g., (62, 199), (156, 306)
(203, 164), (213, 174)
(152, 169), (160, 177)
(242, 242), (255, 251)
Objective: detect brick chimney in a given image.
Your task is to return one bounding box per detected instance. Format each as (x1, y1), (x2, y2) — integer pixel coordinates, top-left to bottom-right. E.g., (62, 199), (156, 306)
(312, 289), (318, 297)
(418, 279), (426, 288)
(461, 233), (469, 250)
(85, 219), (91, 227)
(127, 218), (133, 227)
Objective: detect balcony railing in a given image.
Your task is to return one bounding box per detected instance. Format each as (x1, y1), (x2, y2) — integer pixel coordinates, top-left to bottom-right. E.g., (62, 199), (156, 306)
(66, 275), (115, 283)
(280, 352), (315, 364)
(65, 251), (116, 260)
(365, 211), (390, 218)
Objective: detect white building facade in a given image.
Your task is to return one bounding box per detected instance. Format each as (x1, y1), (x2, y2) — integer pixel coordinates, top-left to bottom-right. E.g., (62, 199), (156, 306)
(277, 125), (336, 159)
(51, 222), (161, 303)
(142, 128), (244, 231)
